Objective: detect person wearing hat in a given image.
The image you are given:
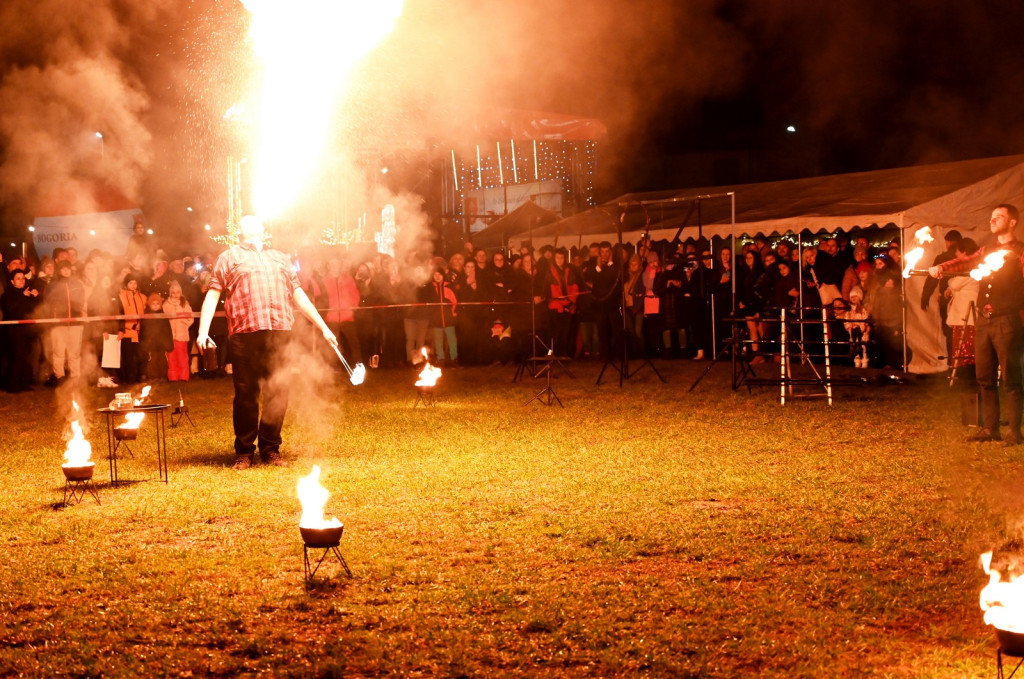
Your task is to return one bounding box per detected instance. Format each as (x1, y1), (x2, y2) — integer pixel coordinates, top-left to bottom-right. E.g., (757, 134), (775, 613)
(921, 229), (962, 360)
(844, 286), (871, 367)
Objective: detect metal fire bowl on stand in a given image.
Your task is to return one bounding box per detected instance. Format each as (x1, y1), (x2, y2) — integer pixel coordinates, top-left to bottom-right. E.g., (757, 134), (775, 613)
(300, 525), (344, 548)
(997, 628), (1024, 657)
(62, 464), (95, 481)
(114, 428), (139, 441)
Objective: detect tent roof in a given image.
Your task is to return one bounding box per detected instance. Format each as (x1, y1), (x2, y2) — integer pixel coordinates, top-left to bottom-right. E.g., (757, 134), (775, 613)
(473, 200), (561, 248)
(524, 154), (1024, 244)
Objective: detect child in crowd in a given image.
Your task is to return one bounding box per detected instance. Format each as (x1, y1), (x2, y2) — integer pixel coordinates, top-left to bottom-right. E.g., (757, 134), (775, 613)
(163, 281), (194, 381)
(140, 292), (173, 381)
(844, 286), (871, 367)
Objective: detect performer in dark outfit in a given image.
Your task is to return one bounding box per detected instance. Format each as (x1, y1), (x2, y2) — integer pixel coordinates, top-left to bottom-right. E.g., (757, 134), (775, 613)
(196, 216), (339, 469)
(930, 204), (1024, 446)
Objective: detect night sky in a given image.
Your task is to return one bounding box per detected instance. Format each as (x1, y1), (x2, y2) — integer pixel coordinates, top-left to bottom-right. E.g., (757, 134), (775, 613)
(0, 0), (1022, 242)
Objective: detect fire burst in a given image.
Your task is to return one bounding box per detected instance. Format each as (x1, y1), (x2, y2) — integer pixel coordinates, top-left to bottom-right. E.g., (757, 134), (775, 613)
(297, 465), (342, 529)
(981, 551), (1024, 633)
(62, 402), (93, 468)
(902, 226), (933, 278)
(970, 250), (1010, 281)
(242, 0), (403, 219)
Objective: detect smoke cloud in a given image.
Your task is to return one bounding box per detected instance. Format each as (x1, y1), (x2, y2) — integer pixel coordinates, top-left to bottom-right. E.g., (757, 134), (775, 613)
(5, 0), (1020, 252)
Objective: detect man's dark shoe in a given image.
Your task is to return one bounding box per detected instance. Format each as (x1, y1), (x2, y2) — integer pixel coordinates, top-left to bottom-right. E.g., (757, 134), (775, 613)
(232, 455), (253, 470)
(261, 451), (287, 467)
(966, 428), (1001, 443)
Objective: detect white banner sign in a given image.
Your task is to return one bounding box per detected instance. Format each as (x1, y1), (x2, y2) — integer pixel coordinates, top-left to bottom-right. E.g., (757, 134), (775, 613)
(33, 209), (138, 259)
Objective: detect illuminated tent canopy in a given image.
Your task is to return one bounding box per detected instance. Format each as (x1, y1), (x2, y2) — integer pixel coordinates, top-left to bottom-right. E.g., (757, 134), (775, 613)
(523, 154), (1024, 245)
(513, 155), (1024, 375)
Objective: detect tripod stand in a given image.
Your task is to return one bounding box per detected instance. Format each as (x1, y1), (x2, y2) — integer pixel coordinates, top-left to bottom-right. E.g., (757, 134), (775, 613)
(524, 356), (564, 406)
(513, 217), (551, 382)
(597, 213), (665, 387)
(597, 307), (665, 386)
(689, 314), (757, 392)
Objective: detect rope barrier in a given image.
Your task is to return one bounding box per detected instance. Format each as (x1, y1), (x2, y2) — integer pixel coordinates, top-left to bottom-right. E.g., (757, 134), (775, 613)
(0, 300), (538, 326)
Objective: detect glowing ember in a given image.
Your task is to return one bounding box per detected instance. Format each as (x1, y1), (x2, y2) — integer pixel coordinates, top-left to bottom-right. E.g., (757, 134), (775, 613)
(902, 226), (934, 278)
(297, 465), (342, 529)
(980, 551), (1024, 633)
(117, 412), (146, 430)
(62, 402), (93, 468)
(133, 385), (151, 406)
(242, 0), (403, 219)
(971, 250), (1010, 281)
(350, 363), (366, 386)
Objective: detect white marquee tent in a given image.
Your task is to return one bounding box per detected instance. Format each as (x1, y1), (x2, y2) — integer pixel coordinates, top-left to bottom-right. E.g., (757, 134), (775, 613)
(513, 154), (1024, 373)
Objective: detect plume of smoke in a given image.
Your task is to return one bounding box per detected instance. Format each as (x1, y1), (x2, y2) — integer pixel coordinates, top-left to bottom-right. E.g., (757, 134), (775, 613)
(267, 329), (348, 456)
(0, 55), (152, 215)
(0, 0), (185, 219)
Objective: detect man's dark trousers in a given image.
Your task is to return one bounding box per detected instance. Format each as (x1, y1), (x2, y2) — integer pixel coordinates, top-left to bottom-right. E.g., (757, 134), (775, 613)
(229, 330), (292, 458)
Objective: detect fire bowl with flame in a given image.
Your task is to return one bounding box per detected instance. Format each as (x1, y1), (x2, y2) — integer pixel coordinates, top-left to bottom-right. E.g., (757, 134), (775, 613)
(981, 550), (1024, 659)
(996, 628), (1024, 657)
(114, 411), (146, 440)
(300, 525), (345, 548)
(414, 349), (441, 406)
(62, 401), (95, 480)
(62, 463), (95, 481)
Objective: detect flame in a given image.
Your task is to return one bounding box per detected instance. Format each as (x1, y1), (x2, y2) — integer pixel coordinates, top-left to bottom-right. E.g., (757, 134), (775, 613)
(133, 385), (151, 406)
(350, 363), (366, 386)
(902, 226), (934, 278)
(971, 250), (1010, 281)
(117, 412), (146, 430)
(62, 401), (93, 468)
(416, 361), (442, 387)
(297, 465), (342, 529)
(980, 551), (1024, 633)
(242, 0), (403, 219)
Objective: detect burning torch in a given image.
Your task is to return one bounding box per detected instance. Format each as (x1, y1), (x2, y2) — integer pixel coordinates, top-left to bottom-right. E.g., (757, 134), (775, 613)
(902, 226), (934, 278)
(330, 343), (366, 386)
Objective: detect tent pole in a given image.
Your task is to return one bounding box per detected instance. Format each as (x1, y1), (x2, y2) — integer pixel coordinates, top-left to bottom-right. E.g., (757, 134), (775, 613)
(899, 213), (908, 372)
(730, 193), (736, 316)
(798, 233), (805, 361)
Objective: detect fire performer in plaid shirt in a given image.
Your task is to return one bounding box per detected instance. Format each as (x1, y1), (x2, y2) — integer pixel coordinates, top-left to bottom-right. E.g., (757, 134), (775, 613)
(929, 204), (1024, 446)
(196, 216), (339, 469)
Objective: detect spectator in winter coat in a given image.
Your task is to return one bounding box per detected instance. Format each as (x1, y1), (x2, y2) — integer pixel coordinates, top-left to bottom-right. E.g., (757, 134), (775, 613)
(117, 274), (148, 384)
(140, 292), (173, 381)
(1, 270), (40, 392)
(43, 260), (86, 383)
(322, 258), (362, 367)
(163, 281), (194, 381)
(419, 268), (459, 364)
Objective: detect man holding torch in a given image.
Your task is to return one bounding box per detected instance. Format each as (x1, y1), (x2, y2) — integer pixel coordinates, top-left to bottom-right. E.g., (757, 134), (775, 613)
(196, 216), (339, 469)
(929, 204), (1024, 446)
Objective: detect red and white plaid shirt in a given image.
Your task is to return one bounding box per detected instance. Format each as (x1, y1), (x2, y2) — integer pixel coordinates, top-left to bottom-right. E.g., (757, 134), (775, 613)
(210, 243), (300, 336)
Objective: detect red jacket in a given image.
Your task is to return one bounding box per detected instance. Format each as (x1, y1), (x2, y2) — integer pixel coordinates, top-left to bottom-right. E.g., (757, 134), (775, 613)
(546, 264), (579, 314)
(323, 274), (360, 323)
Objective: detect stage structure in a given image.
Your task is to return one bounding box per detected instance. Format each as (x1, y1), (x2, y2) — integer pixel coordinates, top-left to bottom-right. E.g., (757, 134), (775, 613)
(442, 109), (607, 242)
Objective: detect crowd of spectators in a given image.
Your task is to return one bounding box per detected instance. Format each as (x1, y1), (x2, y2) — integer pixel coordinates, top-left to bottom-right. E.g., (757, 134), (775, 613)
(1, 220), (964, 394)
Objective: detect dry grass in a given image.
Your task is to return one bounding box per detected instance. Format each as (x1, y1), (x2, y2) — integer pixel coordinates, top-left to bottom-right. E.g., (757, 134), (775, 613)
(0, 360), (1020, 677)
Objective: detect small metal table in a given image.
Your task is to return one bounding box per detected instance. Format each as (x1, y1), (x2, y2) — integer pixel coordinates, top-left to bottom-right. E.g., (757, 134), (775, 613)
(97, 404), (171, 486)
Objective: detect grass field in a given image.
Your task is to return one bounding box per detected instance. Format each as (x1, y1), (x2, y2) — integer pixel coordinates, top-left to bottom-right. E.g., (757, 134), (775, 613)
(1, 359), (1022, 677)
